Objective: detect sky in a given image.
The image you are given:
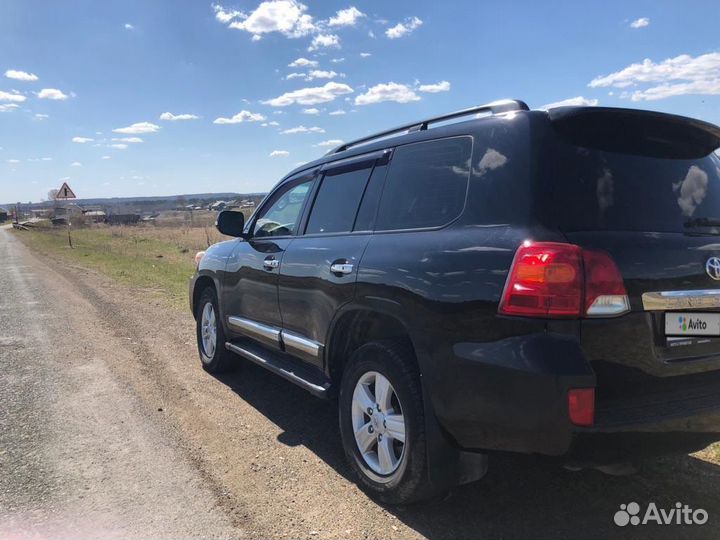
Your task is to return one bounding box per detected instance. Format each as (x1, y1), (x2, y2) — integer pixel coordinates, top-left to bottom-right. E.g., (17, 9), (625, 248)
(1, 0), (720, 203)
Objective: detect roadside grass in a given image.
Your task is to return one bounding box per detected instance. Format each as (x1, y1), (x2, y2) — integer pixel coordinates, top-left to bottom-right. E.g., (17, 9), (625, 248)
(12, 222), (234, 307)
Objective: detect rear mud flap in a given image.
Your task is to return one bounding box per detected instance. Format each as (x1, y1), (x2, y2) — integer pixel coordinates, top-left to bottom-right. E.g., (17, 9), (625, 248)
(422, 383), (488, 490)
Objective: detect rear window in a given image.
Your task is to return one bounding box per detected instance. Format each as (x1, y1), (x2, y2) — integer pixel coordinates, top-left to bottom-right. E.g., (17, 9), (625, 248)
(549, 142), (720, 233)
(375, 137), (472, 231)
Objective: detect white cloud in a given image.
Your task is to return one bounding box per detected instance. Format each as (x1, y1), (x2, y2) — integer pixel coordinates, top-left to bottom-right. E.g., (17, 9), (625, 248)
(302, 107), (320, 114)
(589, 52), (720, 101)
(0, 104), (19, 112)
(72, 136), (94, 143)
(630, 17), (649, 29)
(269, 150), (290, 157)
(263, 81), (353, 106)
(289, 57), (318, 68)
(34, 113), (48, 119)
(159, 111), (200, 121)
(0, 91), (26, 102)
(308, 34), (340, 51)
(286, 72), (305, 80)
(112, 137), (143, 143)
(315, 139), (343, 147)
(327, 6), (365, 27)
(212, 3), (245, 23)
(540, 96), (599, 110)
(213, 110), (266, 124)
(359, 52), (371, 58)
(5, 69), (38, 82)
(281, 125), (325, 134)
(385, 16), (422, 39)
(222, 0), (316, 38)
(70, 161), (82, 167)
(124, 23), (135, 30)
(101, 155), (112, 160)
(111, 143), (128, 149)
(331, 57), (345, 63)
(41, 157), (52, 161)
(418, 80), (451, 93)
(328, 109), (346, 115)
(355, 82), (420, 105)
(37, 88), (69, 100)
(113, 121), (160, 134)
(7, 159), (20, 164)
(307, 69), (338, 80)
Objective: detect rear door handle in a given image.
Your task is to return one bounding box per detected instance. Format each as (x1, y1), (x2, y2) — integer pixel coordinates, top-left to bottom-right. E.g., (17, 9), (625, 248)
(330, 262), (354, 275)
(263, 256), (279, 270)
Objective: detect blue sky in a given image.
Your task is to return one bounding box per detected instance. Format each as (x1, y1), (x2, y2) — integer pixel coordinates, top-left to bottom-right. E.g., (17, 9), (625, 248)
(2, 0), (720, 203)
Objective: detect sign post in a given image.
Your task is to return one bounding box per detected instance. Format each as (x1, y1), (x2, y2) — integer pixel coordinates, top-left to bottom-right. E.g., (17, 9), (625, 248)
(55, 182), (77, 248)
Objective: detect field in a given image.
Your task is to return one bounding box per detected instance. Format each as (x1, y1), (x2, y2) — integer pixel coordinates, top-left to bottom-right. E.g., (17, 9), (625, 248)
(10, 210), (248, 307)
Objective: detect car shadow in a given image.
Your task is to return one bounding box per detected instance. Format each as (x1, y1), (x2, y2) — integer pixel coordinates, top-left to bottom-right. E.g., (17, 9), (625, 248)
(213, 361), (720, 540)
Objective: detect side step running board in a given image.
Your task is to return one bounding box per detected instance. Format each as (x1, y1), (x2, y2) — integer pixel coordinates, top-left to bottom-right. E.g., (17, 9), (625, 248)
(225, 341), (332, 398)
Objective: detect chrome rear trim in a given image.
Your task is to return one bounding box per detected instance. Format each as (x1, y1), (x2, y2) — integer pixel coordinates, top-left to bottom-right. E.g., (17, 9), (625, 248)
(227, 316), (281, 345)
(281, 330), (321, 358)
(642, 289), (720, 311)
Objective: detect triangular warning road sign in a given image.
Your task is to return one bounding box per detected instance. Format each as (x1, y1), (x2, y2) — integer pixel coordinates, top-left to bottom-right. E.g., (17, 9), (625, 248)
(56, 181), (77, 200)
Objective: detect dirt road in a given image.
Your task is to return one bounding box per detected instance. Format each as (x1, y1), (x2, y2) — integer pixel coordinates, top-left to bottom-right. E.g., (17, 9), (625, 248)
(2, 224), (720, 540)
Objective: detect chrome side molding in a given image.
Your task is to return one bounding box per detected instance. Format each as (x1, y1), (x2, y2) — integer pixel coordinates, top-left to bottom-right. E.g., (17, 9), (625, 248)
(281, 330), (321, 358)
(642, 289), (720, 311)
(227, 315), (322, 359)
(227, 316), (281, 346)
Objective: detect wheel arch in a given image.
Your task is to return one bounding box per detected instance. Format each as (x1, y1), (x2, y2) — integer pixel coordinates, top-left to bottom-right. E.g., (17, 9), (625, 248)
(191, 274), (222, 319)
(325, 305), (421, 386)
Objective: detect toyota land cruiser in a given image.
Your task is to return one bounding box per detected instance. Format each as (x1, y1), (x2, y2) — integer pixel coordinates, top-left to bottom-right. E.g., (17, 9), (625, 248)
(190, 99), (720, 503)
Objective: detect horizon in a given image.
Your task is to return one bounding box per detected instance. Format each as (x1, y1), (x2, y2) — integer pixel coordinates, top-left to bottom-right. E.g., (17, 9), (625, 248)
(2, 0), (720, 203)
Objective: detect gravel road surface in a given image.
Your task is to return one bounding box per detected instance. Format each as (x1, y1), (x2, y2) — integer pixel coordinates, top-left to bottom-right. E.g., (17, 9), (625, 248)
(2, 224), (720, 540)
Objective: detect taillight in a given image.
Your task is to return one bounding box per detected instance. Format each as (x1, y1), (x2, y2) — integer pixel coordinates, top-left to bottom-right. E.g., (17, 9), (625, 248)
(498, 241), (629, 318)
(499, 242), (583, 317)
(583, 249), (630, 317)
(568, 388), (595, 426)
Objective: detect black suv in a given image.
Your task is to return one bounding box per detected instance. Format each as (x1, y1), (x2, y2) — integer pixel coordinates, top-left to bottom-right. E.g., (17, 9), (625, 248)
(190, 99), (720, 503)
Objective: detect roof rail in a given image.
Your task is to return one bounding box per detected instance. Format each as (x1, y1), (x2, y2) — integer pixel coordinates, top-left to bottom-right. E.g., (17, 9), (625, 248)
(328, 99), (529, 155)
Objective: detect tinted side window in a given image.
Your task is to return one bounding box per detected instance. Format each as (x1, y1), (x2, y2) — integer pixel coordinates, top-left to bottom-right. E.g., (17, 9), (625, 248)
(305, 166), (373, 234)
(376, 137), (472, 231)
(253, 179), (313, 237)
(462, 117), (531, 225)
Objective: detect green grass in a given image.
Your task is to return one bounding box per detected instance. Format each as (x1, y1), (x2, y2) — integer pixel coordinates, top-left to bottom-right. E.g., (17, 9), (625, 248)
(12, 225), (202, 307)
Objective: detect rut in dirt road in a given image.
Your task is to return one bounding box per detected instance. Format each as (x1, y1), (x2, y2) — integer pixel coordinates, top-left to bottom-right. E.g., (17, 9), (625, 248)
(0, 226), (240, 539)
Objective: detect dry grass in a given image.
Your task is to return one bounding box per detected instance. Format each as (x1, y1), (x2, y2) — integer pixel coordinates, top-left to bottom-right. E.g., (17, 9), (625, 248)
(12, 221), (239, 307)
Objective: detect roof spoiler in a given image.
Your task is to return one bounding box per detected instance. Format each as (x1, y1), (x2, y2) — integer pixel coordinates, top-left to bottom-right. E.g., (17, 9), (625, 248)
(548, 106), (720, 158)
(328, 99), (529, 155)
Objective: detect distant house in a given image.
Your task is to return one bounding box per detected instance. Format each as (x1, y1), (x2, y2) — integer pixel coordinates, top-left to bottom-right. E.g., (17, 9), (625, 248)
(0, 208), (8, 222)
(106, 213), (140, 225)
(83, 210), (107, 223)
(210, 200), (227, 211)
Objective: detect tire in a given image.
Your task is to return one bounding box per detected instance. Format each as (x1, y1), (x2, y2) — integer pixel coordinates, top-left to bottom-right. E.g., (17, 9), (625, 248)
(339, 340), (434, 504)
(195, 286), (234, 373)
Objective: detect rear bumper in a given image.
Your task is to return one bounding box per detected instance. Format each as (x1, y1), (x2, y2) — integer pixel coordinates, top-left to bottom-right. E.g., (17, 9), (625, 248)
(428, 332), (720, 463)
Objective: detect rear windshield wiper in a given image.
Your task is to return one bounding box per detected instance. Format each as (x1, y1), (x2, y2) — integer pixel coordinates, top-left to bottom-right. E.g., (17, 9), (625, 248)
(684, 217), (720, 228)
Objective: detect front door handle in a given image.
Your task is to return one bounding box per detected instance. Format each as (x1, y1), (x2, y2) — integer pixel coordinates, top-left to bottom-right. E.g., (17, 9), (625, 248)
(330, 262), (354, 275)
(263, 256), (279, 270)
